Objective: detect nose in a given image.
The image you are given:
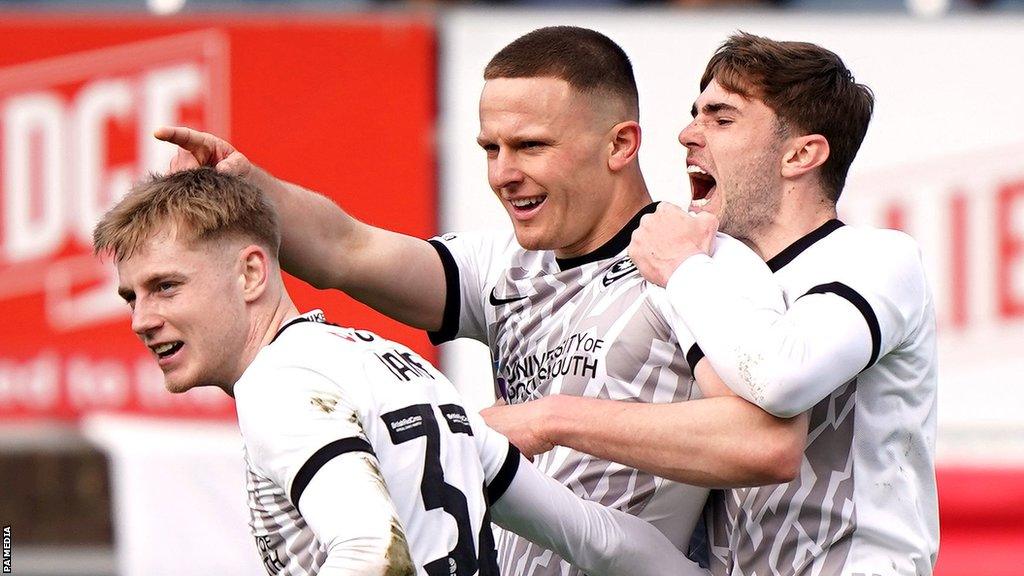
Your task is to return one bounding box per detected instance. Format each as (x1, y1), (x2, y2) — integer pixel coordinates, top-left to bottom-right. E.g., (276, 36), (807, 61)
(678, 119), (704, 149)
(131, 297), (163, 338)
(489, 149), (524, 192)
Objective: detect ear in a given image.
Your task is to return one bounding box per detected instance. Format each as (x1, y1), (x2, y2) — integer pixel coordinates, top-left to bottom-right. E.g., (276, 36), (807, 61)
(608, 121), (641, 172)
(781, 134), (829, 179)
(238, 245), (271, 303)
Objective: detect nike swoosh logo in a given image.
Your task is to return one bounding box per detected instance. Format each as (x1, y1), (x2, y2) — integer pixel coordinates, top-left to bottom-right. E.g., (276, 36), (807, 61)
(489, 287), (529, 306)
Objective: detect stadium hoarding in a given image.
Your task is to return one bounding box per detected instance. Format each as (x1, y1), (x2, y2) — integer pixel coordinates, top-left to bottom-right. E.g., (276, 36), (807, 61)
(0, 15), (437, 421)
(438, 9), (1024, 437)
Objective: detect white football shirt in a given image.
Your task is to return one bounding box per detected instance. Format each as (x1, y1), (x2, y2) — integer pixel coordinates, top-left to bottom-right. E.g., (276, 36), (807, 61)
(666, 220), (939, 576)
(235, 310), (709, 576)
(428, 203), (784, 576)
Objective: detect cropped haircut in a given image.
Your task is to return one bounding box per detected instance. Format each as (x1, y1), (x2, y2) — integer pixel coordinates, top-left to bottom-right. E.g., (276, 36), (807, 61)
(702, 32), (875, 202)
(93, 168), (280, 262)
(484, 26), (640, 119)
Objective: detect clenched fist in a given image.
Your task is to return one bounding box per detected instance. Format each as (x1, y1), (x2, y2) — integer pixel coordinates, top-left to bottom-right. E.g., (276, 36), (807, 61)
(628, 203), (718, 287)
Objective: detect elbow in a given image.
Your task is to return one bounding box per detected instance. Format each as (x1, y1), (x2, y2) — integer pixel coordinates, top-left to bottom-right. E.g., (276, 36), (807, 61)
(749, 420), (804, 485)
(744, 440), (801, 485)
(758, 392), (807, 420)
(748, 368), (816, 419)
(739, 406), (805, 485)
(762, 433), (804, 484)
(305, 272), (337, 291)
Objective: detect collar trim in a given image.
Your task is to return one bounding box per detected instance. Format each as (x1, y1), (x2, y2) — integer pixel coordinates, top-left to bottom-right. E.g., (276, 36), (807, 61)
(555, 203), (658, 271)
(270, 309), (326, 344)
(766, 219), (845, 272)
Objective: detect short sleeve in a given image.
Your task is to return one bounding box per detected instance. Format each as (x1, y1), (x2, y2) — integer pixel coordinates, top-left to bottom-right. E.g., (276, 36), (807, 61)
(800, 231), (928, 368)
(235, 365), (373, 510)
(465, 411), (520, 502)
(426, 229), (517, 345)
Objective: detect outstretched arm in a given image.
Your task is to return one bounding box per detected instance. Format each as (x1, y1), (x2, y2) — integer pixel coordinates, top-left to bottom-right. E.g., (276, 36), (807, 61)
(154, 126), (446, 330)
(488, 449), (709, 576)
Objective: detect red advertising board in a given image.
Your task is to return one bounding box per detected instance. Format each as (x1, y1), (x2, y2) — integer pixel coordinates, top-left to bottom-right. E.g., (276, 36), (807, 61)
(0, 15), (436, 420)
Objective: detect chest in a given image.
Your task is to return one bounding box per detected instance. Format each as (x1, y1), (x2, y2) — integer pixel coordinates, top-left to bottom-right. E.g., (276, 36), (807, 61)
(486, 257), (692, 404)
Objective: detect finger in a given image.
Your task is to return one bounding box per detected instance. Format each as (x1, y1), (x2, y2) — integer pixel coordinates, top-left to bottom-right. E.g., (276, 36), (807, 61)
(154, 126), (221, 158)
(659, 201), (685, 216)
(694, 211), (720, 231)
(168, 148), (201, 172)
(628, 228), (646, 251)
(155, 126), (216, 166)
(215, 153), (250, 177)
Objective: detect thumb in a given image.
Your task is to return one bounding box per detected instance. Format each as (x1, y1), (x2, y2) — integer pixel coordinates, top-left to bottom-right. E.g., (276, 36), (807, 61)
(215, 153), (251, 177)
(692, 210), (719, 231)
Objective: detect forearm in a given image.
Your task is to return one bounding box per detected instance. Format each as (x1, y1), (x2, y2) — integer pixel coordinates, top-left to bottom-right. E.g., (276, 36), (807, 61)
(544, 395), (805, 487)
(299, 454), (415, 576)
(248, 166), (364, 289)
(667, 255), (869, 417)
(491, 455), (708, 576)
(249, 166), (445, 330)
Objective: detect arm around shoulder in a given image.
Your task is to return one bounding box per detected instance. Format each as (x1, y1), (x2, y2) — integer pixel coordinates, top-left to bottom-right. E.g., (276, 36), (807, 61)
(256, 170), (447, 331)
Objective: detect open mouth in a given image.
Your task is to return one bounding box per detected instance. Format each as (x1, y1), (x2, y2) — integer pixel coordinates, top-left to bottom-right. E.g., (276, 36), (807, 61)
(687, 165), (717, 207)
(151, 341), (184, 360)
(508, 195), (547, 215)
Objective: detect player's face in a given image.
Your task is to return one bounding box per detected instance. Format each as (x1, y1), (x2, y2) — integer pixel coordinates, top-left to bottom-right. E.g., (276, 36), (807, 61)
(116, 227), (250, 394)
(679, 79), (785, 241)
(478, 77), (620, 257)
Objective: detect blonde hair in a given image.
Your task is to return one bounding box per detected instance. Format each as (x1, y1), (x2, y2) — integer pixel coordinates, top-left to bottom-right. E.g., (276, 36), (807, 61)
(93, 168), (280, 261)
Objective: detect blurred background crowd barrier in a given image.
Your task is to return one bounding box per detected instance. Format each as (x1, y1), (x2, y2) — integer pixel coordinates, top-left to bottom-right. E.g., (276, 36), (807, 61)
(0, 2), (1021, 575)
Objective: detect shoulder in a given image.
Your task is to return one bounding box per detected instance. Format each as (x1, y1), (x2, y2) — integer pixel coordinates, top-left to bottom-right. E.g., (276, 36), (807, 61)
(827, 226), (927, 282)
(710, 232), (769, 267)
(235, 324), (373, 420)
(835, 225), (921, 258)
(268, 322), (371, 366)
(429, 227), (520, 262)
(708, 232), (780, 292)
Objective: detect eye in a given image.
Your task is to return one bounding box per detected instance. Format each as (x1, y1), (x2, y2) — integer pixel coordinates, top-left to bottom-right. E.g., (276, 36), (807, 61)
(522, 141), (545, 149)
(156, 281), (178, 293)
(716, 118), (734, 126)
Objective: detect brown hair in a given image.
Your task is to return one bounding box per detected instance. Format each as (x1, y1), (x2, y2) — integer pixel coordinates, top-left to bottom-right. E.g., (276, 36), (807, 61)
(484, 26), (639, 119)
(702, 32), (874, 201)
(93, 168), (280, 261)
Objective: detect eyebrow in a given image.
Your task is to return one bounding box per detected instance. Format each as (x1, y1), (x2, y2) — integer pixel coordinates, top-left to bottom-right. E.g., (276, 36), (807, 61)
(476, 133), (551, 148)
(117, 272), (185, 302)
(691, 102), (741, 118)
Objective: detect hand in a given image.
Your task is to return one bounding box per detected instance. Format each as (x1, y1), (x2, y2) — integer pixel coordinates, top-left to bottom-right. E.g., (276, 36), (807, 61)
(628, 203), (719, 287)
(153, 126), (253, 177)
(481, 398), (558, 459)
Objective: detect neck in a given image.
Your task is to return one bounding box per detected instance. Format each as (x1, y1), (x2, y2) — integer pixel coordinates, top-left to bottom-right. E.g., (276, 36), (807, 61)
(222, 290), (299, 397)
(556, 172), (651, 259)
(746, 186), (837, 262)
